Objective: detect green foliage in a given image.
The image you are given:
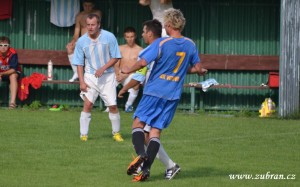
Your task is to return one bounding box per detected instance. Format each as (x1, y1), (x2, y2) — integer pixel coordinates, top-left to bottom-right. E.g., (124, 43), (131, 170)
(60, 104), (70, 111)
(29, 100), (42, 110)
(0, 110), (299, 186)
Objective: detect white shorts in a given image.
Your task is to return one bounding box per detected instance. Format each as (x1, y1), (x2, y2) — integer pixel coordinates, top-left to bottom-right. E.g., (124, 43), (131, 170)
(80, 73), (117, 106)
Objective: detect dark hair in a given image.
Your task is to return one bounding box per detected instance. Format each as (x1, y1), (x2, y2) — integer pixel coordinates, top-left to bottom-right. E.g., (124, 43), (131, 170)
(123, 26), (136, 34)
(143, 19), (162, 38)
(0, 36), (10, 44)
(83, 0), (95, 4)
(86, 13), (101, 23)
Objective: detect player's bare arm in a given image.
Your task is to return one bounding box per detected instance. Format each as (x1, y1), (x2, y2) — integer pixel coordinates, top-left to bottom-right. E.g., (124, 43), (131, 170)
(121, 58), (147, 74)
(188, 63), (208, 76)
(118, 79), (140, 98)
(77, 65), (89, 92)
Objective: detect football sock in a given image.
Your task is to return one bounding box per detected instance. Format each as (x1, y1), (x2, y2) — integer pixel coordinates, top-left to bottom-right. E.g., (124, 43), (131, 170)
(132, 128), (145, 155)
(126, 89), (139, 107)
(80, 111), (91, 135)
(68, 54), (78, 80)
(71, 65), (78, 76)
(143, 137), (160, 170)
(68, 54), (73, 63)
(156, 144), (176, 169)
(109, 112), (121, 134)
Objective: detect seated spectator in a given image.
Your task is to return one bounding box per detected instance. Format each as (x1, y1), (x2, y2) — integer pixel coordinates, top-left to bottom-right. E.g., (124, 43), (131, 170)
(0, 36), (21, 109)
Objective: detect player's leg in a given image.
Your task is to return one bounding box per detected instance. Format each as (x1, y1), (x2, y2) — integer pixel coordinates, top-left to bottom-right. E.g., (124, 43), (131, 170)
(79, 97), (93, 141)
(156, 144), (180, 179)
(108, 105), (123, 142)
(143, 128), (161, 170)
(127, 117), (147, 176)
(123, 75), (139, 112)
(100, 73), (123, 142)
(8, 73), (18, 108)
(79, 74), (98, 141)
(125, 87), (139, 112)
(137, 99), (179, 181)
(132, 128), (160, 182)
(144, 124), (179, 178)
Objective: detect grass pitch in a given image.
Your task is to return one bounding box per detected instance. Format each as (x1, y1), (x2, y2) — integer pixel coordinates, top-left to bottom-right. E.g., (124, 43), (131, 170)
(0, 109), (299, 187)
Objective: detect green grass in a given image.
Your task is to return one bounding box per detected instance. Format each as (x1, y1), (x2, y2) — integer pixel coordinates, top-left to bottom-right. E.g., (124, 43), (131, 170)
(0, 109), (299, 187)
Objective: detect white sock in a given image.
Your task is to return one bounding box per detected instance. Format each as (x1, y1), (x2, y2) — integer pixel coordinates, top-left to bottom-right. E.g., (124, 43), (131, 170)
(125, 88), (139, 107)
(68, 54), (73, 63)
(156, 144), (175, 169)
(109, 112), (120, 134)
(68, 54), (78, 80)
(80, 111), (91, 135)
(71, 65), (78, 77)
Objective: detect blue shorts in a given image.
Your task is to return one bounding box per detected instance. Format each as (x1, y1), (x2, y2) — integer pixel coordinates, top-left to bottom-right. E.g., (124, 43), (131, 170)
(1, 71), (22, 81)
(133, 95), (179, 130)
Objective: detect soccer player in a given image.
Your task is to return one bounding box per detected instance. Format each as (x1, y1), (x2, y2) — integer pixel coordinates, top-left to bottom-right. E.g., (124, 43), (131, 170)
(123, 8), (207, 181)
(72, 14), (124, 142)
(118, 20), (181, 180)
(114, 27), (143, 112)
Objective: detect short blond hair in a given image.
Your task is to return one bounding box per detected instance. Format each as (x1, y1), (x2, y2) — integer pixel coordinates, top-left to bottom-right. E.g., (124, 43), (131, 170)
(163, 8), (186, 32)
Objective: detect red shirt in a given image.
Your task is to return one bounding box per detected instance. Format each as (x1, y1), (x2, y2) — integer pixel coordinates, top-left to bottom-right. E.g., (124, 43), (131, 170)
(0, 47), (19, 73)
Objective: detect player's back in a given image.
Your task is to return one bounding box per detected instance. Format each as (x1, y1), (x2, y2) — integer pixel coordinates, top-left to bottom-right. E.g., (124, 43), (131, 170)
(144, 37), (199, 100)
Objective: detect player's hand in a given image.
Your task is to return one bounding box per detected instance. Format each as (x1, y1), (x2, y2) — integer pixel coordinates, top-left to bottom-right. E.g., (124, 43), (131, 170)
(66, 42), (75, 54)
(198, 68), (208, 76)
(80, 82), (89, 92)
(95, 68), (105, 78)
(118, 88), (127, 98)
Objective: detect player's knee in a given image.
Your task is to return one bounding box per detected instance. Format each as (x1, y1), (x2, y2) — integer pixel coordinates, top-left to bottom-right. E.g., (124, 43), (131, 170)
(108, 105), (118, 113)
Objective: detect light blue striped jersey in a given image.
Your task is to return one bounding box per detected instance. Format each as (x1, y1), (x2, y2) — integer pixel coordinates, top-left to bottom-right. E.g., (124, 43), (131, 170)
(50, 0), (80, 27)
(72, 29), (121, 74)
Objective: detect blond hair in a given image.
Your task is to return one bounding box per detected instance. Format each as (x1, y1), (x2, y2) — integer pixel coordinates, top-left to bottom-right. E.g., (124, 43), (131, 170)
(163, 8), (186, 32)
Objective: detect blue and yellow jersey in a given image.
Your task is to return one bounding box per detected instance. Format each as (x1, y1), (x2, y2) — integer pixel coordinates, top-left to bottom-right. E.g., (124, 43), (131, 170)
(140, 37), (200, 100)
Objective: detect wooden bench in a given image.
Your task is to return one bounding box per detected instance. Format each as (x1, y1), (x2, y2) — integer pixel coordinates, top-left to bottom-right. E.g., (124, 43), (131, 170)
(198, 54), (279, 71)
(184, 54), (279, 112)
(17, 50), (279, 81)
(15, 49), (279, 111)
(17, 49), (80, 83)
